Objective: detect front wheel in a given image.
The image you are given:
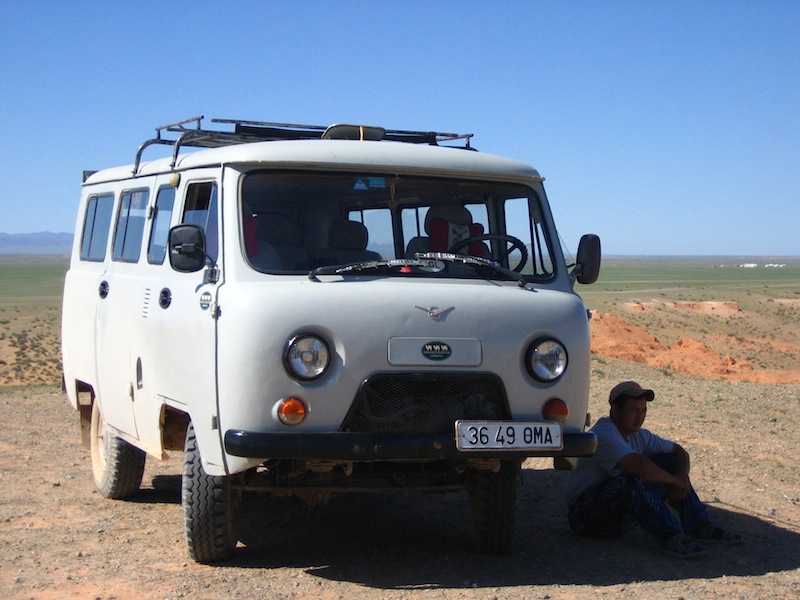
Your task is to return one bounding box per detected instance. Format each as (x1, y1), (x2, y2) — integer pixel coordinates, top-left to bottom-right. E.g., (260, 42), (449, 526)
(89, 400), (145, 499)
(182, 421), (237, 563)
(469, 460), (521, 554)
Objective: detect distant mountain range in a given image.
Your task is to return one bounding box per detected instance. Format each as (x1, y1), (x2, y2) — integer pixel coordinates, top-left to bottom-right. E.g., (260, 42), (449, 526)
(0, 232), (73, 254)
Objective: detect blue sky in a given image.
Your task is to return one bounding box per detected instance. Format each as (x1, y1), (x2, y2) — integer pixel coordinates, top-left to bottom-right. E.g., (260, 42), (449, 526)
(1, 1), (798, 255)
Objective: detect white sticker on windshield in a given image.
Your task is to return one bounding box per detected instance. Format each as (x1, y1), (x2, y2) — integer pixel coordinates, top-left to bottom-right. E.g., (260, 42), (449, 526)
(418, 260), (445, 273)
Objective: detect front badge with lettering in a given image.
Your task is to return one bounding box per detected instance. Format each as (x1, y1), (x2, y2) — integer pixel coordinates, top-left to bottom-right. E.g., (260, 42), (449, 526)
(421, 341), (452, 361)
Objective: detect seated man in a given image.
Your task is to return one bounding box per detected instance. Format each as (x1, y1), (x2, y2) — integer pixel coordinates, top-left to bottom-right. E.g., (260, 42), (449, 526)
(565, 381), (741, 558)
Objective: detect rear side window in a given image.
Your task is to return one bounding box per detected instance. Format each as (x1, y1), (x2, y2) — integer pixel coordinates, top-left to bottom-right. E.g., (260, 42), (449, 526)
(112, 189), (149, 262)
(147, 187), (176, 265)
(183, 182), (218, 262)
(79, 193), (115, 261)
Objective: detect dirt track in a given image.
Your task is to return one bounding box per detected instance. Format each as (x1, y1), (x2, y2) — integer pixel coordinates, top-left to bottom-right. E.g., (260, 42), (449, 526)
(2, 357), (798, 600)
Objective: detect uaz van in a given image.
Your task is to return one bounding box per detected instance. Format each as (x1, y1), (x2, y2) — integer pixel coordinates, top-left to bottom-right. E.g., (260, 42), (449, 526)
(62, 116), (601, 563)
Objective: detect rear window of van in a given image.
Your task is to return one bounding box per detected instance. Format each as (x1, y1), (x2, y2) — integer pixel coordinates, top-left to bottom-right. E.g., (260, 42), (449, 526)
(79, 193), (115, 261)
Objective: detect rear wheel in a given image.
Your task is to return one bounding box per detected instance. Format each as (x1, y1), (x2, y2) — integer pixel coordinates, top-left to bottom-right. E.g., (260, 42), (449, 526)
(182, 421), (236, 563)
(469, 460), (521, 554)
(89, 400), (146, 499)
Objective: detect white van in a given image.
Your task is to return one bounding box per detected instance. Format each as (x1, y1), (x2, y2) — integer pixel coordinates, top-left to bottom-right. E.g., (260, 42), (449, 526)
(62, 116), (601, 563)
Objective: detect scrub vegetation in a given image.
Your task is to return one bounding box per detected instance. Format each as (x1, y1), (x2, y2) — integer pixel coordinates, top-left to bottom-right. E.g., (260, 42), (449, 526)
(1, 254), (798, 387)
(0, 256), (67, 386)
(581, 256), (800, 382)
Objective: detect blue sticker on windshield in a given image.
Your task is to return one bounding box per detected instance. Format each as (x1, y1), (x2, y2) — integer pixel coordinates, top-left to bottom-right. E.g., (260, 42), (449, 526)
(353, 177), (386, 191)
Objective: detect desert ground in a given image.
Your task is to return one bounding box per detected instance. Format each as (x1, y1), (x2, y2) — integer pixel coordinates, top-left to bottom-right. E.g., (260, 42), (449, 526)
(0, 255), (798, 599)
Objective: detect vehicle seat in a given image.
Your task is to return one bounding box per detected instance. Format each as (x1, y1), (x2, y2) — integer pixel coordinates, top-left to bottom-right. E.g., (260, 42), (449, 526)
(243, 213), (280, 270)
(255, 212), (308, 270)
(314, 220), (382, 266)
(405, 204), (487, 257)
(244, 213), (261, 257)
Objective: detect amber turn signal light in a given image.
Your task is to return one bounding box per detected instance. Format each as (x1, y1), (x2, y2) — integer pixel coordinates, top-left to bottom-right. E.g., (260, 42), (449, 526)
(543, 398), (569, 423)
(277, 397), (307, 426)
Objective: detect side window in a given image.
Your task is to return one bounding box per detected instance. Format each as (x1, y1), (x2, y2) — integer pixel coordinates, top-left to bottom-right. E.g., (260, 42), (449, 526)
(79, 193), (114, 261)
(465, 204), (489, 232)
(183, 182), (218, 262)
(112, 189), (148, 263)
(348, 208), (395, 259)
(504, 196), (553, 276)
(147, 187), (176, 265)
(401, 206), (427, 253)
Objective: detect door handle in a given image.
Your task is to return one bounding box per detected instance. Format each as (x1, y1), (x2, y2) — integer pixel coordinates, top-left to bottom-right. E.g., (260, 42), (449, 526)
(98, 280), (109, 299)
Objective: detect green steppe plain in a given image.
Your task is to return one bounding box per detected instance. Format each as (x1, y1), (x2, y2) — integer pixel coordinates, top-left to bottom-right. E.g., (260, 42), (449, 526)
(0, 254), (798, 385)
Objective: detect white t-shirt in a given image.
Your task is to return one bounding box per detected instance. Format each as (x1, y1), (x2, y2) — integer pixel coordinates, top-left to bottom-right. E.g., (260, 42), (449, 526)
(565, 416), (674, 505)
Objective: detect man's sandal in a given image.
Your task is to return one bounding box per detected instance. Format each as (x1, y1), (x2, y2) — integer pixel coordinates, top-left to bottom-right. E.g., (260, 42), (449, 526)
(662, 534), (708, 559)
(691, 524), (743, 545)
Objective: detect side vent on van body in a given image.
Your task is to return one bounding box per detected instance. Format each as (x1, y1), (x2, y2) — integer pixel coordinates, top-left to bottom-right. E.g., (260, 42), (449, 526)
(141, 288), (152, 319)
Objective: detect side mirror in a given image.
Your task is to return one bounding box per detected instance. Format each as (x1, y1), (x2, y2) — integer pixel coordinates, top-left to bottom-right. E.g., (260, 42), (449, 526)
(169, 224), (208, 273)
(573, 234), (601, 285)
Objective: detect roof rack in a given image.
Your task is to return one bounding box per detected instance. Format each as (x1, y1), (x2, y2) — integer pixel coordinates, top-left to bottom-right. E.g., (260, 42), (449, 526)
(132, 116), (475, 174)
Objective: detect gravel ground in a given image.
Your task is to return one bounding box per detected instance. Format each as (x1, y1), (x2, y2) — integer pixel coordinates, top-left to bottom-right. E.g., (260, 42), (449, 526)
(1, 358), (798, 600)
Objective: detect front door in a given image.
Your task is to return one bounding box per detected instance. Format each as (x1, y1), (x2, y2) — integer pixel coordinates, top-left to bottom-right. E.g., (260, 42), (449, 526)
(145, 171), (223, 466)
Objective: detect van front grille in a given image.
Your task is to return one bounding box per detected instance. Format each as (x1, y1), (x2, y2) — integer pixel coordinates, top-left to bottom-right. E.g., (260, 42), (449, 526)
(341, 373), (510, 434)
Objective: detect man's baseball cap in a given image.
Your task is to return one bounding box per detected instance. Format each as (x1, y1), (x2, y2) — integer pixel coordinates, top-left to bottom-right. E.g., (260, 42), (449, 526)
(609, 381), (655, 404)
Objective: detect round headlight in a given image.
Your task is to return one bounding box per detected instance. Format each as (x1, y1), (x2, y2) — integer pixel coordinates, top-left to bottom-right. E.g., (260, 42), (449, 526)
(285, 334), (330, 381)
(526, 338), (568, 382)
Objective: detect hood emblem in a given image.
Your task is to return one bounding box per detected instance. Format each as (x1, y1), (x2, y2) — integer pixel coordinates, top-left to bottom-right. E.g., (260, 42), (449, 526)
(414, 305), (454, 321)
(422, 341), (452, 361)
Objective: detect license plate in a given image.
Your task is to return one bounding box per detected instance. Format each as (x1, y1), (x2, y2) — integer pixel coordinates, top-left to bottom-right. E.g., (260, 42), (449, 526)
(455, 420), (563, 451)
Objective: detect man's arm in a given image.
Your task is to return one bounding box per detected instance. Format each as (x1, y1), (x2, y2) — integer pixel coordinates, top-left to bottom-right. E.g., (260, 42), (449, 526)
(670, 442), (691, 501)
(616, 443), (692, 500)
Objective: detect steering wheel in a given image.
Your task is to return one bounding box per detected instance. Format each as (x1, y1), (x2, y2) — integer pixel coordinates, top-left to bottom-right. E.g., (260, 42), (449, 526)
(448, 233), (528, 273)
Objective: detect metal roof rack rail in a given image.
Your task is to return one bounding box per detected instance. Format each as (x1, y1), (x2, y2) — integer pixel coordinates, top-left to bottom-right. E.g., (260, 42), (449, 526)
(133, 116), (475, 174)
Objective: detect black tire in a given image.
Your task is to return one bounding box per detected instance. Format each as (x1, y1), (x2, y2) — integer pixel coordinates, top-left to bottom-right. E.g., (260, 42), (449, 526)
(469, 460), (521, 554)
(89, 400), (146, 499)
(182, 422), (236, 563)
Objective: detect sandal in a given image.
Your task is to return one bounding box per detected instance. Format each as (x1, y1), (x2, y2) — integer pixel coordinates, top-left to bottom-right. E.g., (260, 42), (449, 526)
(662, 534), (708, 559)
(691, 524), (743, 545)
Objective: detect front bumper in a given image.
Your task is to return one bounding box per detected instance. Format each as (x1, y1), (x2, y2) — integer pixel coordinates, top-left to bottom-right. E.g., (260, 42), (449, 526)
(224, 429), (597, 461)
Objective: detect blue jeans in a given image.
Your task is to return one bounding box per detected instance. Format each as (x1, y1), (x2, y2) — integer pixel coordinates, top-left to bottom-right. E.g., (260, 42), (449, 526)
(568, 453), (711, 541)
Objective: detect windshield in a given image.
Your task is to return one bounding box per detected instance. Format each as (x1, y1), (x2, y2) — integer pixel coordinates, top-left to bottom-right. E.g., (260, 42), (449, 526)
(240, 171), (555, 281)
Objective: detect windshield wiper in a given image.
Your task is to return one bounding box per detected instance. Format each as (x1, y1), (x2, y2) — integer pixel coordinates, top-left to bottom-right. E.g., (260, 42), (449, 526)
(309, 253), (529, 287)
(415, 252), (528, 287)
(308, 258), (419, 280)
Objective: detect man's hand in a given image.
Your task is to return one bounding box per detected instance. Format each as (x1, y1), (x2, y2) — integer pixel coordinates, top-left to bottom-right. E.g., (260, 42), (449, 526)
(669, 473), (691, 501)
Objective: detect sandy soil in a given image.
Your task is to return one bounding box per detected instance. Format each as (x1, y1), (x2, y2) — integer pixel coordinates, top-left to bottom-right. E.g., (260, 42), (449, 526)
(1, 296), (799, 599)
(1, 359), (798, 599)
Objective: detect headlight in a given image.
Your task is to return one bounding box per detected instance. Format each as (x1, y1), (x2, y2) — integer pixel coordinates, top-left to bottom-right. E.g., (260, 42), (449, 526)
(284, 334), (330, 381)
(525, 338), (567, 382)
